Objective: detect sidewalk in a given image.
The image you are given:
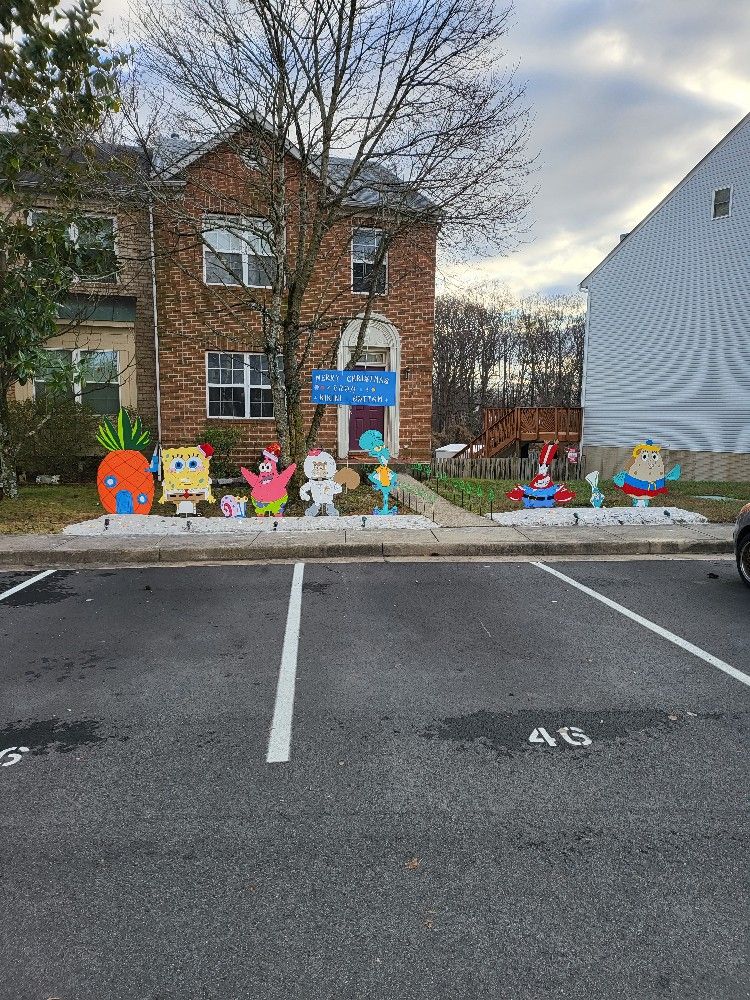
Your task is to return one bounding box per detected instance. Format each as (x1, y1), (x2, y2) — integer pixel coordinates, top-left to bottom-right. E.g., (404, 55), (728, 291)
(0, 520), (734, 568)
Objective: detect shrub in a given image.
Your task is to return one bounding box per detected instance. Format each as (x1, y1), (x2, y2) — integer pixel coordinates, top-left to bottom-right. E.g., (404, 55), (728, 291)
(8, 398), (99, 482)
(198, 424), (243, 479)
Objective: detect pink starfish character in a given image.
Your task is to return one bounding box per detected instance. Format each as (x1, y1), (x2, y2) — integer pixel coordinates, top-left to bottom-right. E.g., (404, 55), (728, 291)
(240, 443), (297, 517)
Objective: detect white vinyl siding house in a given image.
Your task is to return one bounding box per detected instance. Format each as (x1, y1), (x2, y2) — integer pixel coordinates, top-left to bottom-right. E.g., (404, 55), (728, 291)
(580, 113), (750, 480)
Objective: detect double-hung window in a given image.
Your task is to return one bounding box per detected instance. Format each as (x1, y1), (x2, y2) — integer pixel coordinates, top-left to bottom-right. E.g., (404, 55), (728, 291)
(712, 187), (731, 219)
(30, 212), (117, 282)
(206, 352), (279, 418)
(34, 348), (120, 414)
(352, 228), (387, 294)
(203, 216), (277, 288)
(73, 217), (118, 281)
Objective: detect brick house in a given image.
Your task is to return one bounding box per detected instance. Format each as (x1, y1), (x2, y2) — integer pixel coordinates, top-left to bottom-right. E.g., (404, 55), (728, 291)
(12, 129), (437, 466)
(9, 144), (159, 434)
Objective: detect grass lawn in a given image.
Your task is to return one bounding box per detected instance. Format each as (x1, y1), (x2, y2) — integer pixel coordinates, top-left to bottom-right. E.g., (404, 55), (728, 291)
(0, 484), (103, 534)
(419, 475), (750, 523)
(0, 477), (388, 534)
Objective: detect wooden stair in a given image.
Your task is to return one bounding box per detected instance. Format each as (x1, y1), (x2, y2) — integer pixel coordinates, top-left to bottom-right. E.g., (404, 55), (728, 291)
(456, 406), (582, 459)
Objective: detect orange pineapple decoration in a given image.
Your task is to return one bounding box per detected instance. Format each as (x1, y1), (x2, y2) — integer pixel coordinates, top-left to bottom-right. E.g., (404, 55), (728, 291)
(96, 409), (155, 515)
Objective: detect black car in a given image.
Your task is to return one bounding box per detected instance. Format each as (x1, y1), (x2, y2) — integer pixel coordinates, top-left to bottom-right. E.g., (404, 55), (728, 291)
(734, 503), (750, 587)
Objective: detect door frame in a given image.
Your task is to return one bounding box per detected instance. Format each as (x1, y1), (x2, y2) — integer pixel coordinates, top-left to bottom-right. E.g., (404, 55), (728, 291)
(348, 360), (386, 453)
(336, 314), (401, 460)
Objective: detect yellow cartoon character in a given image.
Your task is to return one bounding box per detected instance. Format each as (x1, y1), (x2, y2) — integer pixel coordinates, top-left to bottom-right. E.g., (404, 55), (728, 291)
(612, 439), (681, 507)
(159, 443), (215, 515)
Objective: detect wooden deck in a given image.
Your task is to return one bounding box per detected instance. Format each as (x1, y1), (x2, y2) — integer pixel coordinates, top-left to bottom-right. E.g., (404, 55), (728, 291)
(456, 406), (582, 459)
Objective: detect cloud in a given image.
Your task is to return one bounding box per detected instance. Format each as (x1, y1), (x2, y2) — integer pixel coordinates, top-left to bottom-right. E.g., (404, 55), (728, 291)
(447, 0), (750, 297)
(99, 0), (749, 299)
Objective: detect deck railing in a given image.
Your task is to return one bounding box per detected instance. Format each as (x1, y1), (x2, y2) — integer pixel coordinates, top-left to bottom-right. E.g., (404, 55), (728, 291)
(456, 406), (582, 459)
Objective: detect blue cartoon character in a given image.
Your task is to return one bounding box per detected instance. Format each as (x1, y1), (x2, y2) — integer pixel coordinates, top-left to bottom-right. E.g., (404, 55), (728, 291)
(585, 470), (605, 509)
(613, 439), (681, 507)
(359, 429), (398, 515)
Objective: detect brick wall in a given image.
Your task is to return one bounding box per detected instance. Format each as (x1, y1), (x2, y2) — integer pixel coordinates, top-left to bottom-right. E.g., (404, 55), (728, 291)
(153, 141), (436, 466)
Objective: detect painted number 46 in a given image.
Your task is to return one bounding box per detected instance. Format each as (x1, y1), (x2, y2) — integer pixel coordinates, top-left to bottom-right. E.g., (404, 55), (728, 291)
(529, 727), (591, 748)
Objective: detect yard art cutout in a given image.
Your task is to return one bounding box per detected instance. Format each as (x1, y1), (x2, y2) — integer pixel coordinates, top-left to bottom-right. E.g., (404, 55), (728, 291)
(298, 450), (361, 516)
(506, 442), (575, 508)
(299, 449), (342, 516)
(240, 443), (296, 517)
(220, 495), (248, 518)
(160, 443), (215, 515)
(612, 439), (681, 507)
(311, 369), (396, 406)
(96, 409), (158, 515)
(359, 429), (398, 515)
(585, 470), (606, 508)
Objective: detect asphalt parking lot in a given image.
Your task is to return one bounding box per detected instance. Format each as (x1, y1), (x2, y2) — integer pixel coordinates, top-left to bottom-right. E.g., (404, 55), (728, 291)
(1, 557), (748, 1000)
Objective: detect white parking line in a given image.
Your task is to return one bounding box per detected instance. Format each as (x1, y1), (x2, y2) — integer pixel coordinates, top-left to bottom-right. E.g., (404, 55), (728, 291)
(533, 561), (750, 689)
(267, 562), (305, 764)
(0, 569), (56, 603)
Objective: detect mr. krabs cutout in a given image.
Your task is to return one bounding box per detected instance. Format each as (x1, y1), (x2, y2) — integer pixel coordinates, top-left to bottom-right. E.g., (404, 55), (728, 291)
(506, 442), (575, 508)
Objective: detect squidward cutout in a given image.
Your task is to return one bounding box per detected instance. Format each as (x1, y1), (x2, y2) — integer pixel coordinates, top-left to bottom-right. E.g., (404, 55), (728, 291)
(358, 429), (398, 515)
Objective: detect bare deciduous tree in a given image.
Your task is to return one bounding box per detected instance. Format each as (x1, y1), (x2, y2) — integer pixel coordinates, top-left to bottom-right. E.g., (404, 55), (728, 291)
(433, 290), (585, 443)
(124, 0), (532, 474)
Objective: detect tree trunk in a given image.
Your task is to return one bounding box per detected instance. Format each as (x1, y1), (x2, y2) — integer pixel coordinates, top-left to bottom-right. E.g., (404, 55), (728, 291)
(0, 387), (20, 501)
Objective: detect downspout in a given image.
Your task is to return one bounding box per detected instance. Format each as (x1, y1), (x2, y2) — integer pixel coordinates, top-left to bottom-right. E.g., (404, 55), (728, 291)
(579, 282), (591, 449)
(148, 199), (162, 442)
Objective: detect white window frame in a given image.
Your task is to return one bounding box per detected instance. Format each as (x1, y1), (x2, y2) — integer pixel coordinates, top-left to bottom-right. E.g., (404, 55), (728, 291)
(712, 186), (732, 220)
(205, 351), (279, 420)
(29, 210), (119, 283)
(202, 215), (277, 289)
(33, 347), (121, 413)
(239, 140), (267, 172)
(351, 227), (388, 295)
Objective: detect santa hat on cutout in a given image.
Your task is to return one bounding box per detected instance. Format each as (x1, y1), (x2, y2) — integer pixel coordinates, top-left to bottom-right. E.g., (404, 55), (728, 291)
(198, 443), (214, 459)
(263, 442), (281, 465)
(307, 448), (322, 457)
(539, 442), (558, 467)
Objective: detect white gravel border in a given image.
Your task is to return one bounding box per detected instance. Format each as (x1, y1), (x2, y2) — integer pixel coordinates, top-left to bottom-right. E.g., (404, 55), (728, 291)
(63, 513), (434, 536)
(485, 506), (707, 527)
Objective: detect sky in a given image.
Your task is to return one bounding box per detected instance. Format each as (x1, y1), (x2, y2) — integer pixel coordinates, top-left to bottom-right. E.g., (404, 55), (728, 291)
(97, 0), (749, 300)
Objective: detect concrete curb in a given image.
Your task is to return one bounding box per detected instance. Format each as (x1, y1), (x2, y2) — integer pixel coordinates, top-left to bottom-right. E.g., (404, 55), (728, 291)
(0, 528), (734, 569)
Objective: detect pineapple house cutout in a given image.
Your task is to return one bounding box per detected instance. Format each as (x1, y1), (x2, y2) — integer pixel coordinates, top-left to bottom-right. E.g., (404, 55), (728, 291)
(96, 409), (156, 515)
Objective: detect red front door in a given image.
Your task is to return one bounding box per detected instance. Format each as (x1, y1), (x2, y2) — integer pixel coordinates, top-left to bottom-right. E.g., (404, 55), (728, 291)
(349, 365), (386, 451)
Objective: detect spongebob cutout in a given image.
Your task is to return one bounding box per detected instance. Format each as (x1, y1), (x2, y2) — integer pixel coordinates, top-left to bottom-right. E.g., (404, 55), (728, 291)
(612, 439), (681, 507)
(160, 443), (215, 514)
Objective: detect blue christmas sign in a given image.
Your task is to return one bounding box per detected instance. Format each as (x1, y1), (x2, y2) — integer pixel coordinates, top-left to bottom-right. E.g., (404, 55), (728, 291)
(311, 369), (396, 406)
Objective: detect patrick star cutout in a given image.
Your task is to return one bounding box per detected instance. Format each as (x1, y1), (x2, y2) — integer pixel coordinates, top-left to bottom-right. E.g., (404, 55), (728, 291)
(241, 443), (297, 517)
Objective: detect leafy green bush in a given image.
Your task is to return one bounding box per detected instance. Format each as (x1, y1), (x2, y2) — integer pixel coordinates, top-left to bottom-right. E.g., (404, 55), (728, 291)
(8, 398), (99, 482)
(198, 424), (243, 479)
